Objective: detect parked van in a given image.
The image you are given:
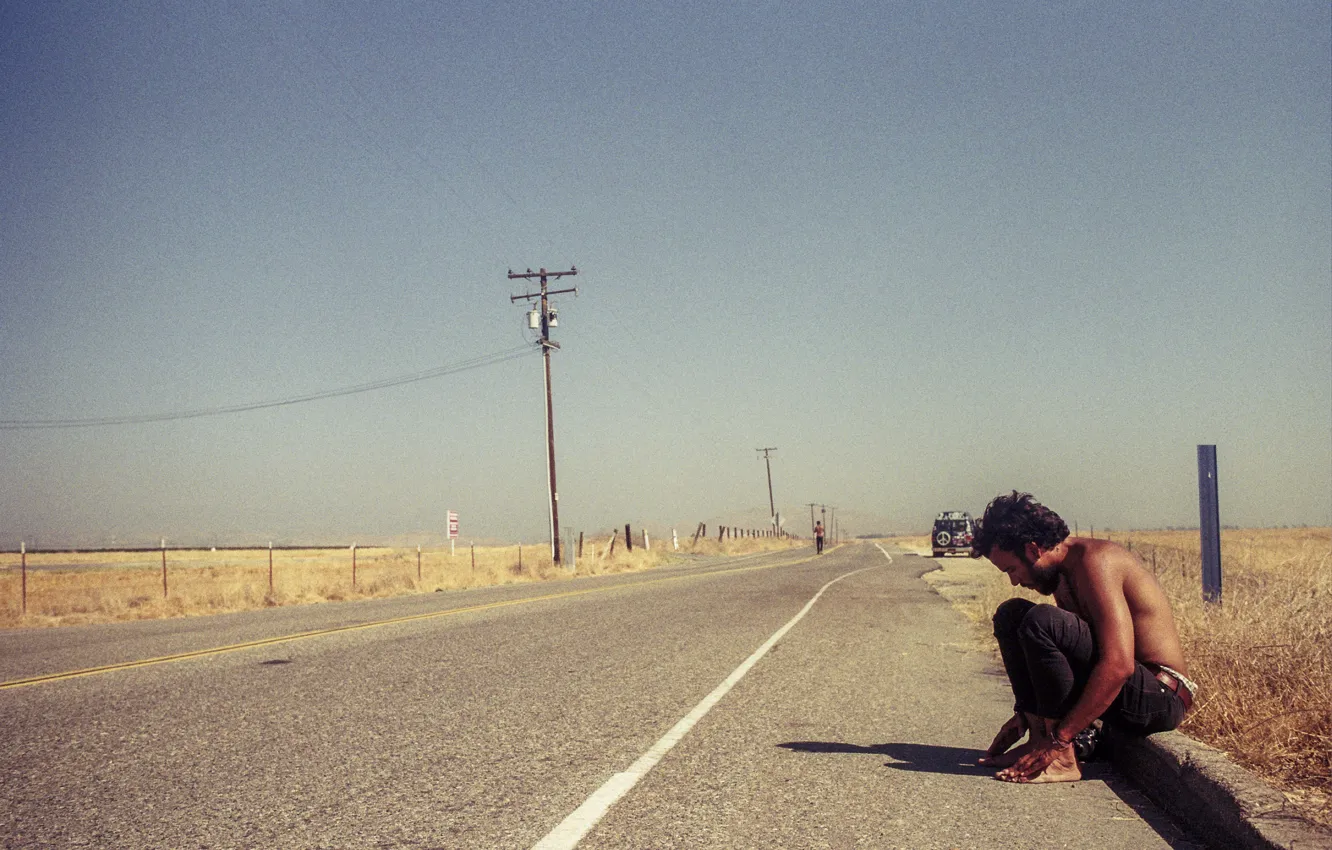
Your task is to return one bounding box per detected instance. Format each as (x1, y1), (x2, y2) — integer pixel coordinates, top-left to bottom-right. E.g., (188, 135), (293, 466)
(932, 511), (975, 557)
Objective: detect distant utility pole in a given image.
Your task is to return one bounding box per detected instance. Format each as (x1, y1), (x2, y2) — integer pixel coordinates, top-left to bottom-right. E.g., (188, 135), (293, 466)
(829, 506), (837, 545)
(756, 447), (778, 526)
(507, 266), (578, 565)
(807, 503), (817, 536)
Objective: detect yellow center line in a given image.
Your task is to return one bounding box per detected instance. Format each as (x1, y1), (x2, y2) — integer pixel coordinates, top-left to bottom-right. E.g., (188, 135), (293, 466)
(1, 550), (828, 690)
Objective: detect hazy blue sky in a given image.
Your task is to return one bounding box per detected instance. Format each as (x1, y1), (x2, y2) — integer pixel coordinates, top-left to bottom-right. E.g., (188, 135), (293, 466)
(3, 1), (1329, 548)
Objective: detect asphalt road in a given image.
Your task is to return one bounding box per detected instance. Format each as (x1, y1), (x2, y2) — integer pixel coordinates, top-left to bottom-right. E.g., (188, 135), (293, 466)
(0, 543), (1204, 849)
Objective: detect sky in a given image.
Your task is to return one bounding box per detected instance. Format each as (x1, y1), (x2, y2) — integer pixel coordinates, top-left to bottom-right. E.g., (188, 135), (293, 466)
(2, 1), (1329, 549)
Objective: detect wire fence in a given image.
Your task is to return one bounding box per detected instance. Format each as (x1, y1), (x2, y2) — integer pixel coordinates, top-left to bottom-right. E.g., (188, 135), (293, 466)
(0, 527), (806, 627)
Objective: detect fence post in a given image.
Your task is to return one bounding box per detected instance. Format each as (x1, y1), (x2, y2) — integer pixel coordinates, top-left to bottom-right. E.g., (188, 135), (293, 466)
(352, 543), (357, 588)
(161, 539), (168, 599)
(471, 542), (475, 574)
(417, 544), (422, 581)
(606, 530), (617, 558)
(624, 524), (633, 552)
(578, 531), (584, 559)
(1198, 444), (1222, 603)
(20, 542), (26, 614)
(269, 542), (274, 594)
(673, 528), (678, 551)
(518, 542), (523, 572)
(644, 530), (650, 551)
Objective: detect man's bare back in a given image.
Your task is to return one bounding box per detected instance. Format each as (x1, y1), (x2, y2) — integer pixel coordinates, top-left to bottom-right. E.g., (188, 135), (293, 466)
(1055, 538), (1188, 675)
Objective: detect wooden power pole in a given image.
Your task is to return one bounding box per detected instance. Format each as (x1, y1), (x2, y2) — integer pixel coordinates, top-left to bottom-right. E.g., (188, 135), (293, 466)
(756, 447), (778, 529)
(508, 266), (578, 564)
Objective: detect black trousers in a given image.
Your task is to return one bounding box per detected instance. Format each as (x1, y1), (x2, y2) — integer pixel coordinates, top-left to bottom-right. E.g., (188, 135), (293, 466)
(816, 537), (824, 553)
(992, 598), (1186, 734)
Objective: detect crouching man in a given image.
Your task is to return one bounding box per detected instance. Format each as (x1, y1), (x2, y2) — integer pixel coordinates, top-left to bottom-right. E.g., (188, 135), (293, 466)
(972, 491), (1196, 783)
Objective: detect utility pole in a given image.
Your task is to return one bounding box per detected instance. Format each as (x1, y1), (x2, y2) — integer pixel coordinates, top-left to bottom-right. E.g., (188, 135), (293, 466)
(806, 503), (817, 537)
(508, 266), (578, 564)
(756, 447), (778, 528)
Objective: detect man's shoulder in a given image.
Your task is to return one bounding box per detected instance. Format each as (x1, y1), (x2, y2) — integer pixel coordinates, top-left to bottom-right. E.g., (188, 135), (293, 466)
(1066, 538), (1138, 580)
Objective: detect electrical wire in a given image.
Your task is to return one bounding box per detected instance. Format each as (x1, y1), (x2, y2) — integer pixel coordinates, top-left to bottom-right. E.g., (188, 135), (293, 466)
(0, 345), (538, 430)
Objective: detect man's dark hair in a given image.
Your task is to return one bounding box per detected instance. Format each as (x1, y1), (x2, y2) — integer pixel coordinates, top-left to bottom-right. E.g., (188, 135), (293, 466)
(970, 491), (1070, 557)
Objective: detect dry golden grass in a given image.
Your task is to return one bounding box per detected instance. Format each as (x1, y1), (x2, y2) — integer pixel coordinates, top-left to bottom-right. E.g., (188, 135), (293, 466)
(1113, 528), (1331, 823)
(912, 528), (1332, 827)
(0, 533), (803, 630)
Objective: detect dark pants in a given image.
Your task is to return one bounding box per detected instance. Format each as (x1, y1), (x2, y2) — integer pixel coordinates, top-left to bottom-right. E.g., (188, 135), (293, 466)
(816, 537), (824, 553)
(992, 598), (1185, 735)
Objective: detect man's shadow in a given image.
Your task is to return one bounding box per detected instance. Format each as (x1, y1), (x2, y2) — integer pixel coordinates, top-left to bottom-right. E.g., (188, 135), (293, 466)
(778, 741), (990, 776)
(779, 740), (1113, 781)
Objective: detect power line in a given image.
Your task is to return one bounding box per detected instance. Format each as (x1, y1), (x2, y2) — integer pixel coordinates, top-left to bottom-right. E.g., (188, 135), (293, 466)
(0, 345), (537, 430)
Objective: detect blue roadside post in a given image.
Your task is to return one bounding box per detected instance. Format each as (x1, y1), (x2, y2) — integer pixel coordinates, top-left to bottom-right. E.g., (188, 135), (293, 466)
(1197, 444), (1222, 603)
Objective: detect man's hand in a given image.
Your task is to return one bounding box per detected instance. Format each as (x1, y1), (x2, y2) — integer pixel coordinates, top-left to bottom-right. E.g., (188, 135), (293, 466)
(977, 712), (1028, 765)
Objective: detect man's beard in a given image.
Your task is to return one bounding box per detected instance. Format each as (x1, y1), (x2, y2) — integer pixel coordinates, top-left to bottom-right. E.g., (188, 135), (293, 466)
(1021, 551), (1061, 595)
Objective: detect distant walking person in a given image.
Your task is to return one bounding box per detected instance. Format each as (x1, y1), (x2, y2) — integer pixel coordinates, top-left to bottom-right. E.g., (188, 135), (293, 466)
(814, 521), (825, 554)
(972, 491), (1194, 784)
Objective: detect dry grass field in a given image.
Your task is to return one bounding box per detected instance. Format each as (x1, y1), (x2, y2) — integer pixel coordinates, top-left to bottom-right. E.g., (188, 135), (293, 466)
(903, 527), (1332, 828)
(0, 533), (802, 630)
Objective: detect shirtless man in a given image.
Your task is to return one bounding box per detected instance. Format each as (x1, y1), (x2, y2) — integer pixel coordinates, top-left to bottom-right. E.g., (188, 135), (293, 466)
(971, 491), (1196, 783)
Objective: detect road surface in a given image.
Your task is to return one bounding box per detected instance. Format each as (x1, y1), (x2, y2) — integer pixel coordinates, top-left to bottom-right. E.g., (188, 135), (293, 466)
(0, 543), (1203, 848)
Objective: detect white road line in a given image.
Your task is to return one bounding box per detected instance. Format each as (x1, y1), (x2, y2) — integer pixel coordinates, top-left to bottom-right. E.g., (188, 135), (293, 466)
(531, 564), (879, 850)
(873, 542), (894, 563)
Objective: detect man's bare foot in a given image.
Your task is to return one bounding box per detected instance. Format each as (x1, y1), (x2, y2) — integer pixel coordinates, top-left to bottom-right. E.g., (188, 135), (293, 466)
(1020, 751), (1082, 783)
(993, 716), (1083, 782)
(1000, 745), (1081, 783)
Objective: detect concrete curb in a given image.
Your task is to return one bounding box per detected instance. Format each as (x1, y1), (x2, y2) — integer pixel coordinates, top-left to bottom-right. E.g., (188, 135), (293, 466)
(1106, 727), (1332, 849)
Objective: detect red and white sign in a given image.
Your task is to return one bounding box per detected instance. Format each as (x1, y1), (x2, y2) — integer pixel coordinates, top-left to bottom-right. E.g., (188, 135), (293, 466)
(447, 510), (459, 539)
